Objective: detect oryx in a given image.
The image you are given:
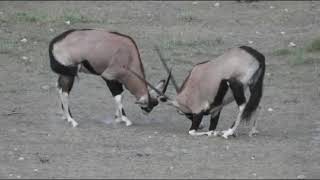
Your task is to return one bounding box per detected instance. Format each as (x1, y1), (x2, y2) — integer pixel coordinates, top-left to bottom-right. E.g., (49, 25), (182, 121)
(133, 45), (265, 139)
(49, 29), (170, 127)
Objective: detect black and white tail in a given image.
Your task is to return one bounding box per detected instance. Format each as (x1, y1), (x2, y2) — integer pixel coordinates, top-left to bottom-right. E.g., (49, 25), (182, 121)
(239, 46), (265, 121)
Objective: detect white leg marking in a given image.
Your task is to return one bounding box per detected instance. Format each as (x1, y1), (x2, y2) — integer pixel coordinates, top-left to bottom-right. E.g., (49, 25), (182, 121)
(59, 89), (78, 127)
(249, 106), (261, 137)
(188, 130), (208, 136)
(221, 104), (246, 139)
(122, 116), (132, 126)
(207, 130), (220, 137)
(114, 94), (132, 126)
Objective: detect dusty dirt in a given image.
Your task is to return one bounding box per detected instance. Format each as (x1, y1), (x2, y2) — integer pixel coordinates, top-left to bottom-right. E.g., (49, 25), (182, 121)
(0, 1), (319, 179)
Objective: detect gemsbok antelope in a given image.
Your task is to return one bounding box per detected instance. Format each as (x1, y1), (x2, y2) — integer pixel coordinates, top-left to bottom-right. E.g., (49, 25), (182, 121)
(49, 29), (171, 127)
(132, 45), (265, 139)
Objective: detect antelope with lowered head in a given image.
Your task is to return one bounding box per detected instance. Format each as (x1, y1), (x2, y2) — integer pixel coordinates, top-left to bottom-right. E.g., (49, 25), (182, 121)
(49, 29), (170, 127)
(134, 45), (265, 139)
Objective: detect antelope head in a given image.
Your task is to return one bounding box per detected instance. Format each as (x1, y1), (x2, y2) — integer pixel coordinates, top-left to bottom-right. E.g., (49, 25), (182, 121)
(130, 68), (172, 114)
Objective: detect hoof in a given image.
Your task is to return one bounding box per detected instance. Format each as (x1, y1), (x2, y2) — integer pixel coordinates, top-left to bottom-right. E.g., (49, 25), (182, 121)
(125, 121), (133, 126)
(207, 130), (220, 137)
(249, 129), (259, 137)
(221, 129), (234, 139)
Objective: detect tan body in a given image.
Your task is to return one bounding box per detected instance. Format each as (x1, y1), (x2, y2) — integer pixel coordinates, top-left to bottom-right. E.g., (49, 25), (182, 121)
(53, 29), (148, 99)
(49, 29), (169, 127)
(176, 47), (260, 114)
(152, 45), (265, 138)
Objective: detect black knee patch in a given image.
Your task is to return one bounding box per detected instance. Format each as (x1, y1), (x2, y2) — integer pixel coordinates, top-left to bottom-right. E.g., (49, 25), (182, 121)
(209, 111), (221, 131)
(103, 78), (124, 96)
(228, 78), (246, 106)
(58, 75), (75, 93)
(211, 79), (229, 107)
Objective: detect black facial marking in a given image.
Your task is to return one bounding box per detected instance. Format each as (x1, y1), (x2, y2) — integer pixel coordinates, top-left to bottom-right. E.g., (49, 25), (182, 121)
(228, 78), (246, 106)
(209, 111), (221, 131)
(81, 60), (100, 75)
(58, 75), (75, 93)
(103, 78), (124, 97)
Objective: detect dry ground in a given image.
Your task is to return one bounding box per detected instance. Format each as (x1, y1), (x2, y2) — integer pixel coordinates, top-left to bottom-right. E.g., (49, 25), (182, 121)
(0, 1), (319, 179)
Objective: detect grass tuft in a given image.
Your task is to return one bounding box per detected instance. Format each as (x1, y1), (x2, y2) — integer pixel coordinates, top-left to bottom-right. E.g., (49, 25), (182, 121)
(306, 38), (320, 53)
(273, 48), (291, 56)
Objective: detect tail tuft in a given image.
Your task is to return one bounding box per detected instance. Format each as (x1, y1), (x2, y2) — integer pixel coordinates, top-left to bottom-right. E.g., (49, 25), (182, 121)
(239, 46), (265, 121)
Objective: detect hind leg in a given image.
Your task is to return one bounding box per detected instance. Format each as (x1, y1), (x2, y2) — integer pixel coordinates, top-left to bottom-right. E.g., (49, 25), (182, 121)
(249, 106), (261, 137)
(221, 79), (246, 139)
(57, 75), (78, 127)
(103, 78), (132, 126)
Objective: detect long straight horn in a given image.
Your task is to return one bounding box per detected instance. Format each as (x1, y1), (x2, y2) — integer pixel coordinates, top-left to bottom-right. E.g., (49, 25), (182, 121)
(128, 68), (171, 100)
(154, 45), (179, 93)
(162, 67), (172, 94)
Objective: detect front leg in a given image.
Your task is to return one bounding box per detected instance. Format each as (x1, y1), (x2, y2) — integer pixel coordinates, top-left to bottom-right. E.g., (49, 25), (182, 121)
(188, 113), (206, 136)
(207, 110), (222, 137)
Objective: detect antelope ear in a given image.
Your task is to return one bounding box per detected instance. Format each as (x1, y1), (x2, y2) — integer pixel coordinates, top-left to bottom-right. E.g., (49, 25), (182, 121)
(149, 79), (165, 97)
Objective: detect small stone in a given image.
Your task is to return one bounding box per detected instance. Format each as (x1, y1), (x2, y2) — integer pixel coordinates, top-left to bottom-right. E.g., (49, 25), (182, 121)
(14, 148), (18, 151)
(16, 175), (21, 178)
(20, 38), (27, 43)
(284, 8), (289, 12)
(252, 173), (257, 176)
(226, 145), (229, 150)
(49, 28), (54, 32)
(65, 20), (71, 25)
(154, 131), (158, 134)
(251, 155), (255, 160)
(34, 169), (38, 172)
(248, 40), (254, 44)
(266, 73), (271, 76)
(214, 2), (220, 7)
(21, 56), (29, 60)
(181, 149), (188, 154)
(148, 136), (152, 139)
(270, 6), (274, 9)
(169, 166), (174, 170)
(280, 31), (286, 35)
(9, 174), (13, 177)
(268, 108), (274, 112)
(41, 85), (50, 90)
(192, 1), (198, 5)
(255, 31), (261, 34)
(18, 157), (24, 160)
(0, 12), (3, 15)
(288, 42), (296, 47)
(297, 175), (306, 179)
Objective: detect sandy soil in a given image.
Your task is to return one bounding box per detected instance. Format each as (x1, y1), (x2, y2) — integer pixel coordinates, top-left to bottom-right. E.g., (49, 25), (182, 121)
(0, 1), (319, 178)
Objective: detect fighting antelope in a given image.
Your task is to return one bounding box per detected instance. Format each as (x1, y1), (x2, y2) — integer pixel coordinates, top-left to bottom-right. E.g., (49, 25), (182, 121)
(133, 45), (265, 139)
(49, 29), (170, 127)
